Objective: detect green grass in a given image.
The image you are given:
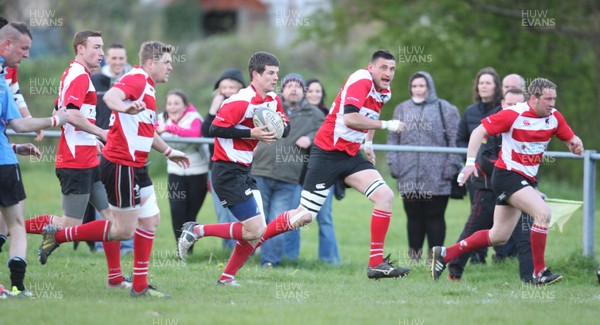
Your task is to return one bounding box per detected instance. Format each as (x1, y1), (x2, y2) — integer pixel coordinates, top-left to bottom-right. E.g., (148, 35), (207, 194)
(3, 155), (600, 325)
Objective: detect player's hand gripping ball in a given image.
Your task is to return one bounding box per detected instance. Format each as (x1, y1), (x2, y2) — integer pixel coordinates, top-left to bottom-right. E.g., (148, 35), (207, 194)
(253, 107), (285, 139)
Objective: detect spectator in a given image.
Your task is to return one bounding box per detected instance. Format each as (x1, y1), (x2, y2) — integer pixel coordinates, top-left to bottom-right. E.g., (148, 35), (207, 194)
(387, 71), (462, 263)
(251, 73), (325, 267)
(156, 90), (210, 252)
(202, 68), (246, 250)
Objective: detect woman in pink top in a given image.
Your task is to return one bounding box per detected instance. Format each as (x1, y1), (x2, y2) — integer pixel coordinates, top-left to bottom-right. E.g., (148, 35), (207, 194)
(156, 90), (210, 251)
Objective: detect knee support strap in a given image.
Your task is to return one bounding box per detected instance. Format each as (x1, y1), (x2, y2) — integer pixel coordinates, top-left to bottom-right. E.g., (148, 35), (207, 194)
(295, 189), (329, 224)
(139, 186), (159, 219)
(364, 178), (386, 198)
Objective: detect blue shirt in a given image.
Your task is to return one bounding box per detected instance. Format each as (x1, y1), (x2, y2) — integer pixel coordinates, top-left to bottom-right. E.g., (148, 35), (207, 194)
(0, 57), (22, 165)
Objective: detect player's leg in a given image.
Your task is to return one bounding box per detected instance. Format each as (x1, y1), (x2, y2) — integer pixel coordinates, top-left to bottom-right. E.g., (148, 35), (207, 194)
(505, 186), (560, 284)
(1, 201), (32, 296)
(0, 164), (31, 296)
(344, 168), (409, 279)
(0, 213), (8, 252)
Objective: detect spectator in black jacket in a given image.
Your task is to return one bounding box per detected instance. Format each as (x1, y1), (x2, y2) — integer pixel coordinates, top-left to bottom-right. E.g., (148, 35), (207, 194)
(456, 67), (502, 264)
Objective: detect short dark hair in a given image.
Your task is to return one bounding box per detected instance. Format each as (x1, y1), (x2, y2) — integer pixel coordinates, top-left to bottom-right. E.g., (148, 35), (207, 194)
(248, 51), (279, 81)
(473, 67), (502, 104)
(528, 78), (556, 98)
(139, 40), (172, 65)
(504, 87), (524, 98)
(108, 43), (125, 50)
(371, 49), (395, 63)
(1, 22), (32, 41)
(73, 30), (101, 54)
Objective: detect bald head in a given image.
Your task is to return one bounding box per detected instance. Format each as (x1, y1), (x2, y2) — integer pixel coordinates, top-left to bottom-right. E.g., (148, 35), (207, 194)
(0, 22), (32, 67)
(502, 74), (525, 95)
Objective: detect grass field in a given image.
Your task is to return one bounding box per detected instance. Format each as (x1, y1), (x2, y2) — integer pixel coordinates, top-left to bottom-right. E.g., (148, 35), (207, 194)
(2, 153), (600, 325)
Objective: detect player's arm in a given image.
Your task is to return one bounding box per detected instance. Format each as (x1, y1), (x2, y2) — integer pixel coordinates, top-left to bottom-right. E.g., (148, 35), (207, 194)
(363, 129), (376, 164)
(342, 105), (404, 132)
(11, 143), (41, 158)
(457, 124), (488, 185)
(9, 109), (69, 133)
(103, 87), (146, 114)
(65, 104), (107, 141)
(563, 135), (584, 155)
(151, 132), (190, 168)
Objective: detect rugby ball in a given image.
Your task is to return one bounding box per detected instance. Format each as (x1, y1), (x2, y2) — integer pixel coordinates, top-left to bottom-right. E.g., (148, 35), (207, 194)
(253, 107), (285, 139)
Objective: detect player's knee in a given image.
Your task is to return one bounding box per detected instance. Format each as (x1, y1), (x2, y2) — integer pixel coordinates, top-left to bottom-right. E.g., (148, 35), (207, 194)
(370, 184), (394, 206)
(531, 206), (552, 226)
(243, 224), (265, 241)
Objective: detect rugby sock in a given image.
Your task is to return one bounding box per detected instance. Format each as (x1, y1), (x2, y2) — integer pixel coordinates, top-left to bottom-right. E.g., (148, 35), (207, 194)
(260, 211), (292, 242)
(530, 224), (548, 275)
(444, 229), (491, 263)
(8, 257), (26, 291)
(195, 222), (243, 240)
(103, 241), (125, 285)
(25, 214), (55, 234)
(219, 240), (255, 282)
(132, 228), (154, 293)
(55, 220), (111, 243)
(369, 209), (391, 267)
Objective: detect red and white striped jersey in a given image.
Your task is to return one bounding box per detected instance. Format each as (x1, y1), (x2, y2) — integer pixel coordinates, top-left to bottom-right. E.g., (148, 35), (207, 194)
(212, 85), (286, 166)
(482, 102), (575, 182)
(102, 66), (157, 167)
(4, 67), (26, 109)
(314, 69), (391, 156)
(56, 61), (99, 169)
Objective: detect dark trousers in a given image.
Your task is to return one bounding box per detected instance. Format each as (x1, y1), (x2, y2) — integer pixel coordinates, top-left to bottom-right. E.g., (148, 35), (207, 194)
(448, 188), (533, 281)
(168, 173), (208, 244)
(402, 195), (449, 257)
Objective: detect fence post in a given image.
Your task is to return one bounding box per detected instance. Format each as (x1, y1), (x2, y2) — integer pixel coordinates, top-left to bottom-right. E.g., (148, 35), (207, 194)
(582, 150), (596, 257)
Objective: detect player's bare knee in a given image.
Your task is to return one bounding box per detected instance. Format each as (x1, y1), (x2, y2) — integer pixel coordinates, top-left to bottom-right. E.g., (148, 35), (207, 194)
(531, 206), (552, 227)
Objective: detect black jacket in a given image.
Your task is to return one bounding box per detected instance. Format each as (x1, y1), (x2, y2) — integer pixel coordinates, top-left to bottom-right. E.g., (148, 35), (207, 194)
(456, 101), (500, 148)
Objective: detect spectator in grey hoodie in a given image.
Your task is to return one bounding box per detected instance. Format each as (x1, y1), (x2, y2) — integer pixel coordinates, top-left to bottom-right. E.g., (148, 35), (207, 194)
(387, 71), (462, 264)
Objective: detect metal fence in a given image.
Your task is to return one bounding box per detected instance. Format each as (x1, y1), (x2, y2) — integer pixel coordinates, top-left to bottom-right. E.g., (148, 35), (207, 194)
(8, 130), (600, 257)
